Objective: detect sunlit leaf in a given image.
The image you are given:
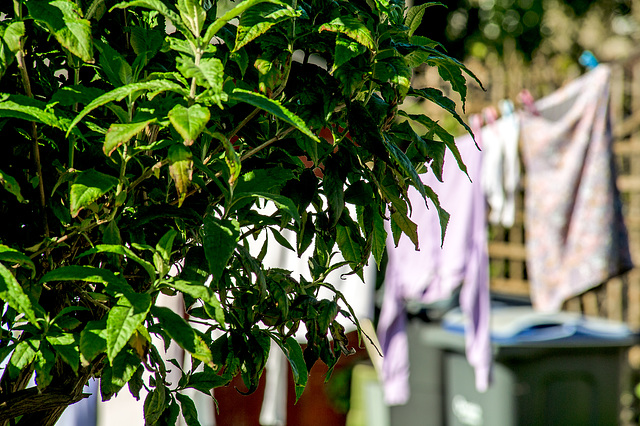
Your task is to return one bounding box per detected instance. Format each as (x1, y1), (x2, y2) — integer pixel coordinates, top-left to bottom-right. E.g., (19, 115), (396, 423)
(80, 320), (107, 362)
(405, 3), (442, 37)
(152, 306), (213, 367)
(203, 0), (284, 44)
(106, 292), (152, 364)
(168, 104), (210, 146)
(0, 263), (39, 326)
(176, 56), (227, 107)
(27, 0), (93, 62)
(46, 333), (80, 373)
(234, 2), (298, 51)
(319, 16), (375, 50)
(168, 144), (193, 207)
(104, 120), (154, 156)
(332, 35), (366, 72)
(69, 169), (119, 217)
(67, 80), (186, 136)
(177, 0), (207, 37)
(111, 0), (192, 42)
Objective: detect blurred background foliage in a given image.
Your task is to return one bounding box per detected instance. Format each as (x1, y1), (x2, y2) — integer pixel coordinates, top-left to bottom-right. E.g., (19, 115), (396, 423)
(415, 0), (638, 67)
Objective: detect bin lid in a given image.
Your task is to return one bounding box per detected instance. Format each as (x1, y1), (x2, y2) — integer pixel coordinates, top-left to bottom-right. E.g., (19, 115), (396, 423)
(442, 306), (636, 345)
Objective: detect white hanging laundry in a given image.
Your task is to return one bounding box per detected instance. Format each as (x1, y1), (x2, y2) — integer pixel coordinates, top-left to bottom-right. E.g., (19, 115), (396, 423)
(480, 100), (521, 228)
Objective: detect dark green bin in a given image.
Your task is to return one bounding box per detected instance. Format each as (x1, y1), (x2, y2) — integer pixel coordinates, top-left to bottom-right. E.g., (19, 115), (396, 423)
(391, 311), (635, 426)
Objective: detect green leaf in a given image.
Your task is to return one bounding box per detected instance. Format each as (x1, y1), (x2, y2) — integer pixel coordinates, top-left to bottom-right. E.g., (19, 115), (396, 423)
(374, 55), (412, 98)
(106, 292), (152, 364)
(231, 192), (301, 225)
(332, 35), (366, 72)
(235, 168), (294, 194)
(110, 350), (141, 389)
(166, 279), (213, 303)
(390, 210), (419, 249)
(27, 0), (93, 62)
(203, 0), (283, 44)
(186, 367), (232, 393)
(0, 169), (24, 203)
(426, 53), (483, 111)
(152, 306), (213, 367)
(168, 104), (210, 146)
(144, 384), (167, 426)
(80, 319), (107, 362)
(129, 25), (165, 58)
(78, 245), (156, 281)
(0, 245), (35, 277)
(322, 161), (344, 227)
(46, 333), (80, 373)
(283, 337), (307, 402)
(95, 40), (133, 87)
(128, 365), (145, 400)
(34, 341), (55, 388)
(409, 87), (473, 138)
(230, 89), (319, 142)
(203, 217), (240, 284)
(336, 222), (364, 275)
(39, 265), (129, 296)
(234, 2), (298, 51)
(8, 340), (37, 379)
(176, 393), (201, 426)
(176, 56), (227, 108)
(269, 228), (294, 252)
(0, 94), (71, 130)
(370, 208), (386, 268)
(319, 16), (375, 51)
(383, 134), (426, 198)
(405, 3), (442, 37)
(111, 0), (192, 42)
(402, 112), (468, 177)
(104, 120), (154, 157)
(424, 184), (450, 245)
(67, 79), (186, 136)
(402, 36), (443, 68)
(254, 57), (283, 95)
(3, 21), (25, 54)
(0, 263), (38, 326)
(0, 343), (16, 367)
(391, 120), (446, 181)
(209, 132), (240, 187)
(70, 169), (119, 217)
(168, 144), (194, 207)
(177, 0), (207, 37)
(156, 229), (178, 266)
(0, 21), (24, 79)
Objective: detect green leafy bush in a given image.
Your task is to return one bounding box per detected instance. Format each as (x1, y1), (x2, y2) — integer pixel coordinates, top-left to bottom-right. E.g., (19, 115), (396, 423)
(0, 0), (476, 424)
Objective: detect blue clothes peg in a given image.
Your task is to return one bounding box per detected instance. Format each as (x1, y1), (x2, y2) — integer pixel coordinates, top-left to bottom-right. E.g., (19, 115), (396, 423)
(579, 51), (599, 70)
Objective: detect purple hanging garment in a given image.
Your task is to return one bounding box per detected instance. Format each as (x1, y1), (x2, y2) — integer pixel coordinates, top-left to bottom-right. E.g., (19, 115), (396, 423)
(377, 134), (491, 405)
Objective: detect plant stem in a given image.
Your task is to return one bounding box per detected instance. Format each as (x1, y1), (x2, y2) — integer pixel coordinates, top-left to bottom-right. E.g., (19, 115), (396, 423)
(16, 44), (49, 239)
(239, 126), (295, 162)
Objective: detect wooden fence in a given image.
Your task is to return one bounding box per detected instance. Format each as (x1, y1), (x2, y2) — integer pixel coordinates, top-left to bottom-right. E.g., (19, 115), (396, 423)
(412, 51), (640, 329)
